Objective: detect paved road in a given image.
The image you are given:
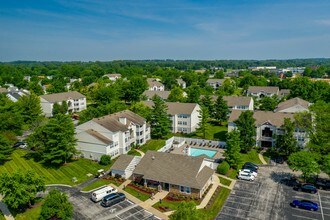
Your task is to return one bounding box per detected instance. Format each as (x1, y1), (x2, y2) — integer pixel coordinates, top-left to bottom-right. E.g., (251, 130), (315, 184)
(216, 164), (330, 220)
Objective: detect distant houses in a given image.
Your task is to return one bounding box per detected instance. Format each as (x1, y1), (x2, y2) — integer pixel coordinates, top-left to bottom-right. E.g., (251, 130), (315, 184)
(142, 90), (170, 101)
(0, 86), (30, 102)
(246, 86), (279, 99)
(75, 110), (150, 161)
(176, 78), (186, 88)
(143, 101), (201, 134)
(200, 95), (254, 112)
(274, 97), (310, 113)
(147, 78), (165, 91)
(104, 73), (122, 81)
(40, 91), (86, 117)
(228, 110), (308, 148)
(206, 79), (225, 89)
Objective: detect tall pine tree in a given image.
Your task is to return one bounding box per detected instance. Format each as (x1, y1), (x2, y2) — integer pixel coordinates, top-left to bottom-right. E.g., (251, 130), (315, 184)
(0, 134), (14, 164)
(224, 130), (241, 169)
(196, 106), (210, 139)
(150, 96), (171, 139)
(214, 95), (229, 125)
(234, 110), (256, 152)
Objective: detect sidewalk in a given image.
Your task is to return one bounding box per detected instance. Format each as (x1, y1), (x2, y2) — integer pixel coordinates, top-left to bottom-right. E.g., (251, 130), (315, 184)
(0, 196), (14, 220)
(135, 149), (145, 157)
(196, 174), (220, 209)
(141, 190), (168, 207)
(258, 153), (268, 165)
(216, 173), (236, 190)
(119, 179), (132, 189)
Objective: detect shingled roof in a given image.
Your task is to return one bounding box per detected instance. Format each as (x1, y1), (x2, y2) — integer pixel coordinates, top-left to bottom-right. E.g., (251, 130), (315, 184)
(85, 129), (113, 145)
(142, 101), (199, 115)
(206, 79), (225, 84)
(40, 91), (85, 103)
(223, 96), (253, 107)
(147, 78), (164, 88)
(133, 151), (214, 189)
(229, 110), (295, 127)
(93, 110), (146, 132)
(111, 155), (136, 171)
(275, 97), (310, 112)
(142, 90), (170, 100)
(247, 86), (279, 94)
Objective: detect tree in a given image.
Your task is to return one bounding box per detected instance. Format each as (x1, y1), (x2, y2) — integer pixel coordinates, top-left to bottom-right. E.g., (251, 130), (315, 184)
(200, 94), (214, 115)
(123, 77), (148, 102)
(27, 114), (77, 165)
(196, 106), (210, 139)
(28, 82), (44, 95)
(168, 86), (185, 102)
(169, 201), (204, 220)
(234, 111), (256, 152)
(259, 96), (278, 111)
(288, 151), (320, 181)
(224, 130), (241, 169)
(0, 134), (13, 163)
(0, 170), (45, 210)
(130, 102), (152, 121)
(323, 154), (330, 176)
(150, 96), (171, 139)
(99, 155), (111, 165)
(275, 118), (298, 157)
(186, 84), (201, 103)
(40, 189), (73, 220)
(213, 95), (229, 125)
(220, 78), (237, 95)
(17, 93), (43, 125)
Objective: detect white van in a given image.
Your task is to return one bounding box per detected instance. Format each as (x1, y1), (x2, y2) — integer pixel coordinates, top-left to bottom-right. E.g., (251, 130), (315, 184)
(91, 186), (118, 202)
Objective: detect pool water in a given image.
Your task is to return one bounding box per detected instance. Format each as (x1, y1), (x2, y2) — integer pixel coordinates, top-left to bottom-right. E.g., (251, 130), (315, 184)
(189, 147), (217, 158)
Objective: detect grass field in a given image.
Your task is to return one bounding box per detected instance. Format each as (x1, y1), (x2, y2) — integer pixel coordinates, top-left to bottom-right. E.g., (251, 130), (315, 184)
(197, 187), (231, 219)
(0, 211), (5, 220)
(124, 186), (150, 201)
(0, 150), (112, 185)
(127, 148), (141, 156)
(140, 139), (165, 153)
(219, 177), (232, 186)
(14, 205), (42, 220)
(153, 199), (198, 212)
(82, 179), (113, 191)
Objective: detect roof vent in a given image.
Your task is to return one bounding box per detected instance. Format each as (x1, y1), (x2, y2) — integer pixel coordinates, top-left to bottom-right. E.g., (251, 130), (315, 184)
(152, 156), (155, 160)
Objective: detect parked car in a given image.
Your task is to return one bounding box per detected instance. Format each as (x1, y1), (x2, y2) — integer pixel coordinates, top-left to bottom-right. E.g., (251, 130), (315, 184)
(239, 169), (257, 177)
(243, 164), (258, 173)
(238, 172), (255, 181)
(13, 142), (27, 149)
(101, 193), (126, 207)
(244, 162), (259, 170)
(91, 186), (117, 202)
(293, 184), (317, 194)
(291, 200), (318, 211)
(315, 179), (330, 191)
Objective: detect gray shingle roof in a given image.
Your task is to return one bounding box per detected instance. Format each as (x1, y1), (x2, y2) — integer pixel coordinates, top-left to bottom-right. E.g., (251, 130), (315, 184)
(0, 88), (8, 93)
(133, 151), (214, 189)
(223, 96), (252, 107)
(142, 90), (170, 100)
(275, 97), (309, 112)
(40, 91), (85, 103)
(111, 155), (135, 171)
(229, 110), (295, 127)
(93, 110), (146, 132)
(142, 101), (199, 115)
(147, 78), (164, 88)
(85, 129), (113, 145)
(247, 86), (279, 94)
(206, 79), (225, 84)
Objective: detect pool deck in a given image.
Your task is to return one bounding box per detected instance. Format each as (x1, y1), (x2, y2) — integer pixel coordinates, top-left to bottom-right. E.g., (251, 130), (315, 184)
(170, 144), (224, 159)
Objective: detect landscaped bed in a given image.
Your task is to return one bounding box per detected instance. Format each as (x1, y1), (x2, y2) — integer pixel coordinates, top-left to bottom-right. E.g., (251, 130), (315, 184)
(197, 187), (231, 219)
(219, 177), (232, 186)
(0, 150), (112, 185)
(102, 175), (125, 186)
(123, 183), (157, 202)
(153, 193), (200, 212)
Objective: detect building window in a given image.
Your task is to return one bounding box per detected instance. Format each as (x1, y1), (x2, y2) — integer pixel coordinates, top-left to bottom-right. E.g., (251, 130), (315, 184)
(178, 114), (189, 119)
(180, 186), (184, 192)
(180, 186), (191, 194)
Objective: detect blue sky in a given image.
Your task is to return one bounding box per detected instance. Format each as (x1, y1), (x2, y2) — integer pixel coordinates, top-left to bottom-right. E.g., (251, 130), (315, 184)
(0, 0), (330, 61)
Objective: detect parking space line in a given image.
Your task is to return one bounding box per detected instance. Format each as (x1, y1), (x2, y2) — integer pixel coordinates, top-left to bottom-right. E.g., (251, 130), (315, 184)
(217, 212), (248, 220)
(292, 214), (319, 220)
(223, 205), (251, 213)
(229, 194), (256, 200)
(233, 189), (258, 195)
(290, 207), (322, 215)
(318, 192), (325, 220)
(226, 199), (253, 206)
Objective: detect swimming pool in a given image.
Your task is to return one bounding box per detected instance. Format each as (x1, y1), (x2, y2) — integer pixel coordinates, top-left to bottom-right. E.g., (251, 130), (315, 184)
(189, 147), (217, 158)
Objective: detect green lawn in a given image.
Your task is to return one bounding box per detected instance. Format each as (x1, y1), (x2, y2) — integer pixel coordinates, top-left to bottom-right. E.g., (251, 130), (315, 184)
(14, 205), (42, 220)
(82, 179), (113, 191)
(0, 150), (112, 185)
(140, 139), (165, 153)
(127, 148), (142, 156)
(124, 186), (150, 201)
(0, 211), (5, 220)
(219, 177), (232, 186)
(197, 187), (231, 220)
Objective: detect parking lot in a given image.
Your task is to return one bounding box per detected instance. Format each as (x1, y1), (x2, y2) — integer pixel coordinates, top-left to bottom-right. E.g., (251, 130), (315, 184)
(216, 164), (330, 220)
(48, 186), (162, 220)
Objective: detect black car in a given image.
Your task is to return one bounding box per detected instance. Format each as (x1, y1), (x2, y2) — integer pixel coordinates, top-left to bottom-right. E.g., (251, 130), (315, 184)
(293, 184), (317, 194)
(315, 179), (330, 191)
(101, 193), (126, 207)
(244, 162), (259, 170)
(243, 164), (258, 173)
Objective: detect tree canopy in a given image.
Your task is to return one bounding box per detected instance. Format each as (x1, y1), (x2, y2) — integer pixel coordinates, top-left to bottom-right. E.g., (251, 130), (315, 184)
(150, 96), (171, 139)
(234, 111), (256, 152)
(169, 201), (204, 220)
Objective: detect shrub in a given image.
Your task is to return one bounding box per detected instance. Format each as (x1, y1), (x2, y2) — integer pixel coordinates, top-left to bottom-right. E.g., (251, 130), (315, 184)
(99, 155), (111, 165)
(217, 161), (230, 175)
